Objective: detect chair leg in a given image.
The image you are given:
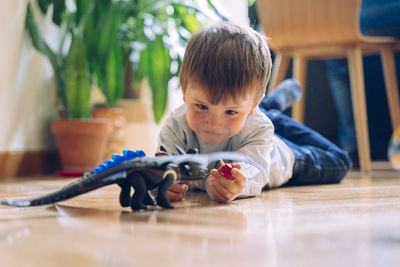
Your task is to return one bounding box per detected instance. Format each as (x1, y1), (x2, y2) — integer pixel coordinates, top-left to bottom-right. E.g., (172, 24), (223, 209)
(347, 47), (371, 172)
(292, 56), (307, 123)
(380, 47), (400, 130)
(268, 52), (290, 93)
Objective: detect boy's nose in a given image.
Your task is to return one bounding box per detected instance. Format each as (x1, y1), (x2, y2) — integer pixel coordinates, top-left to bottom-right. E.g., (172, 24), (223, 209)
(207, 114), (222, 128)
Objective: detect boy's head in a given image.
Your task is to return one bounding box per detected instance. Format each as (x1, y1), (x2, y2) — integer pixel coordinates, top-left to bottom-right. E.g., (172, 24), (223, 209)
(179, 22), (272, 145)
(179, 22), (272, 105)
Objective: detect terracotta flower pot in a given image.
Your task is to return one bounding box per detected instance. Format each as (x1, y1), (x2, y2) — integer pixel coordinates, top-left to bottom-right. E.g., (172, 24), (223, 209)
(51, 119), (113, 172)
(92, 107), (127, 160)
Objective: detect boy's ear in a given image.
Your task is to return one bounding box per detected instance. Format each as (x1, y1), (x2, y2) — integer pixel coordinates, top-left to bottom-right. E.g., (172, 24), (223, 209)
(181, 87), (186, 103)
(249, 96), (263, 116)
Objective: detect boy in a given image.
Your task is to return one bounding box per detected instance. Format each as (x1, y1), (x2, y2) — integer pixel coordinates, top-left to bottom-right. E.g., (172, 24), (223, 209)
(158, 22), (351, 202)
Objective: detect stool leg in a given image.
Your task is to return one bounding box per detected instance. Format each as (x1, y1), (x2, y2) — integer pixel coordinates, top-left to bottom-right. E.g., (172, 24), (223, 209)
(380, 47), (400, 130)
(347, 47), (371, 172)
(268, 52), (290, 93)
(292, 56), (307, 123)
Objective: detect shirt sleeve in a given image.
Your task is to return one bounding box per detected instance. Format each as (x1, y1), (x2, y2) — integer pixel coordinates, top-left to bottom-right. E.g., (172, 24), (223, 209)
(234, 121), (274, 198)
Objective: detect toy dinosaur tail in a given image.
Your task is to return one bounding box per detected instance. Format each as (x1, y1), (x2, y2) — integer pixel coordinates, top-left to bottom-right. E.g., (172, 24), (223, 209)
(0, 181), (84, 207)
(0, 170), (127, 207)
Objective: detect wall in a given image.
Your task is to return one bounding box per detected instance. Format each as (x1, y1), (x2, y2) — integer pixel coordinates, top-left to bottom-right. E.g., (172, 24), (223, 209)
(0, 1), (58, 153)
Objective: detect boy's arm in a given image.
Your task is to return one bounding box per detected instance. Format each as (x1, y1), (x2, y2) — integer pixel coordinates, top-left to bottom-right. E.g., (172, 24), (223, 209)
(233, 135), (294, 197)
(234, 143), (272, 197)
(233, 111), (275, 198)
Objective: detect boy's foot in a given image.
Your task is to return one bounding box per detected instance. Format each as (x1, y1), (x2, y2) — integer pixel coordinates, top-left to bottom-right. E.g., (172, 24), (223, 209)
(260, 79), (302, 112)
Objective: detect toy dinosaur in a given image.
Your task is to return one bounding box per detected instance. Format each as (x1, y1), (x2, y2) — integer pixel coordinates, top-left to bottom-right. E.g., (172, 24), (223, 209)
(0, 148), (250, 211)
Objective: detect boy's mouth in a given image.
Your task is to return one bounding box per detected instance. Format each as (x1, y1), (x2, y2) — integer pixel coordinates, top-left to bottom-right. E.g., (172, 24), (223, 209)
(201, 129), (226, 136)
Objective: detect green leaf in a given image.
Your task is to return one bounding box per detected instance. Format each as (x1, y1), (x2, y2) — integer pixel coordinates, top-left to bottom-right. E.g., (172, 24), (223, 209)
(97, 5), (122, 58)
(64, 32), (91, 119)
(37, 0), (51, 14)
(26, 3), (66, 109)
(36, 0), (66, 25)
(181, 12), (202, 33)
(146, 36), (172, 123)
(75, 0), (93, 26)
(26, 4), (58, 71)
(102, 43), (125, 107)
(52, 0), (65, 26)
(172, 4), (201, 34)
(83, 3), (96, 57)
(91, 62), (103, 90)
(135, 46), (150, 86)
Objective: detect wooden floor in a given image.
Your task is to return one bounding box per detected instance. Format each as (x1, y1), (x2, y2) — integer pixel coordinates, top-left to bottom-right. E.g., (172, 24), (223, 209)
(1, 162), (400, 267)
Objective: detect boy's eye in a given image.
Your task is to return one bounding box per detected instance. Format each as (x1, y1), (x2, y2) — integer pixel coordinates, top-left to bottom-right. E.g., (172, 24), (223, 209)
(196, 104), (208, 110)
(226, 110), (237, 115)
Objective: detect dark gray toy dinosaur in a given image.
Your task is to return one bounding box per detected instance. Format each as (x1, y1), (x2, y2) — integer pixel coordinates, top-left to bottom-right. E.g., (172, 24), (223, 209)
(0, 148), (249, 211)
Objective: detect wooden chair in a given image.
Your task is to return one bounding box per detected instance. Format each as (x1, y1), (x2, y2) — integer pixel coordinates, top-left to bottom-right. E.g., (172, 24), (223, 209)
(256, 0), (400, 172)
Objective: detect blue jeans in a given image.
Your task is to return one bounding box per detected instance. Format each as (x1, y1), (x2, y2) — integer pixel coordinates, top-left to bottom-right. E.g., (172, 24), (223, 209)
(260, 107), (352, 185)
(325, 0), (400, 154)
(325, 59), (357, 153)
(360, 0), (400, 38)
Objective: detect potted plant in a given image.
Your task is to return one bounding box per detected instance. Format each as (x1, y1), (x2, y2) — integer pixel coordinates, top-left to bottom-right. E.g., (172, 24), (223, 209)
(26, 1), (113, 172)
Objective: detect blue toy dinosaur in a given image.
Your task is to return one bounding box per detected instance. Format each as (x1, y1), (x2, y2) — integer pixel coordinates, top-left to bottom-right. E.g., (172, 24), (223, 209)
(0, 147), (250, 211)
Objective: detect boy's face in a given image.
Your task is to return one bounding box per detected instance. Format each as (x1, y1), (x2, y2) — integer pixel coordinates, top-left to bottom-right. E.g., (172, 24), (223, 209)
(183, 85), (261, 145)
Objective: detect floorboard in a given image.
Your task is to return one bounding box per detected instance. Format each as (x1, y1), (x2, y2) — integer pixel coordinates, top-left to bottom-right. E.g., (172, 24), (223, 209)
(1, 162), (399, 266)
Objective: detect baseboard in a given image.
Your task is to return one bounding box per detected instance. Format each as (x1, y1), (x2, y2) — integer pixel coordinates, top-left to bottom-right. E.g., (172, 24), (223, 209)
(0, 150), (61, 179)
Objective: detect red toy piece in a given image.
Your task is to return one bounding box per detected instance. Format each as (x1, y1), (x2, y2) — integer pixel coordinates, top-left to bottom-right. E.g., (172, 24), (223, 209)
(218, 162), (234, 180)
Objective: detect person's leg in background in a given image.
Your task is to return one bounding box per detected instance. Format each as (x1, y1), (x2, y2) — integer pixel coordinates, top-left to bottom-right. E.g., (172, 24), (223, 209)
(325, 59), (358, 162)
(324, 0), (400, 167)
(359, 0), (400, 38)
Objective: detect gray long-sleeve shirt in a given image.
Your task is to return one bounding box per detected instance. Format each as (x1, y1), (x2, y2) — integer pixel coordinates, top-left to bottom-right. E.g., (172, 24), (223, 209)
(157, 104), (294, 198)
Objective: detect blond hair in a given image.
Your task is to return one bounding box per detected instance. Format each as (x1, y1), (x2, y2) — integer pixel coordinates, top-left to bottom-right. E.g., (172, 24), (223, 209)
(179, 22), (272, 104)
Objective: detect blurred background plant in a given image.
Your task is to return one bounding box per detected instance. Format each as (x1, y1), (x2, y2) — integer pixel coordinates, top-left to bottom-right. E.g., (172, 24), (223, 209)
(26, 0), (225, 122)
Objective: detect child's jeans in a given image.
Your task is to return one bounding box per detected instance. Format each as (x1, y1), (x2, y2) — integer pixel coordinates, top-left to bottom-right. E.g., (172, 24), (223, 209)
(260, 108), (352, 185)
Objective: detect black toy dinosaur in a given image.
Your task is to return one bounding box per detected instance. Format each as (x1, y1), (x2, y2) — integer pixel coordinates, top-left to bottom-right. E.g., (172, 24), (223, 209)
(0, 148), (250, 211)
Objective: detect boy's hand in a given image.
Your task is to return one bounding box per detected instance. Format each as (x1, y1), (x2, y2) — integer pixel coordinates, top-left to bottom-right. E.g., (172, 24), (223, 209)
(167, 181), (189, 201)
(208, 163), (246, 202)
(156, 149), (189, 202)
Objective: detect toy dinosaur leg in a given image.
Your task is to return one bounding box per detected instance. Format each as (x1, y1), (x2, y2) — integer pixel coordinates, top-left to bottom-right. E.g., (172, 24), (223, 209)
(117, 181), (131, 208)
(129, 173), (148, 211)
(144, 192), (156, 206)
(156, 174), (175, 209)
